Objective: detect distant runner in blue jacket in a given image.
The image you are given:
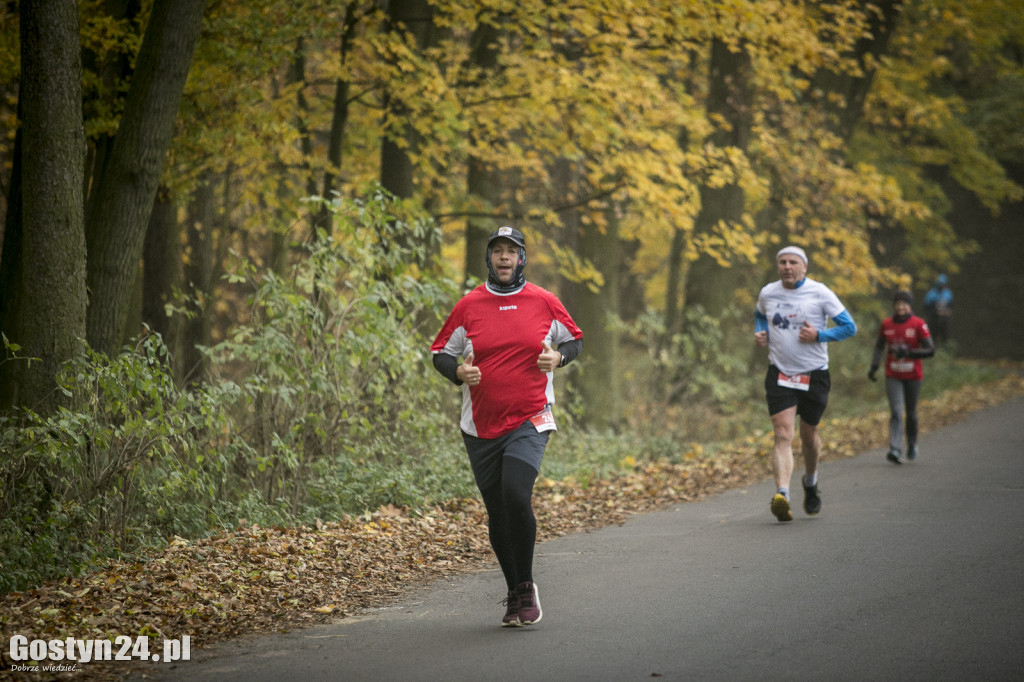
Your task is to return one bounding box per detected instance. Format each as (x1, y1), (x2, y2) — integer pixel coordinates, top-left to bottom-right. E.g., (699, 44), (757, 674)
(922, 274), (953, 346)
(754, 246), (857, 522)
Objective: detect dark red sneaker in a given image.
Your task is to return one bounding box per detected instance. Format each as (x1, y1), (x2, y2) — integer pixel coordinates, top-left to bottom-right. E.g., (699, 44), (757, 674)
(514, 581), (542, 626)
(500, 590), (520, 627)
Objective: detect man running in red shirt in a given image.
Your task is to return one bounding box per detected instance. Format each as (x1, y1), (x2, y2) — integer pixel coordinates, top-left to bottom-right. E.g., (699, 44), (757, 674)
(431, 226), (583, 627)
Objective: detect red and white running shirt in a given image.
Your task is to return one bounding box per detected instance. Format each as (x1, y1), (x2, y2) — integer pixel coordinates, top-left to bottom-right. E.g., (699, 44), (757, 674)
(431, 282), (583, 439)
(879, 315), (931, 381)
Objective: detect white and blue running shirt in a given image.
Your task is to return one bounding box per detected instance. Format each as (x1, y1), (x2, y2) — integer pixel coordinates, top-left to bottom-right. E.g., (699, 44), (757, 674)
(755, 278), (856, 375)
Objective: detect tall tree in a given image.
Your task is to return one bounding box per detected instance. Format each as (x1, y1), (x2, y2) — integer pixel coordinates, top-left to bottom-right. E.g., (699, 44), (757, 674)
(81, 0), (140, 229)
(312, 2), (363, 237)
(683, 37), (753, 324)
(85, 0), (207, 355)
(141, 186), (180, 360)
(463, 16), (505, 284)
(572, 206), (623, 431)
(0, 0), (87, 413)
(380, 0), (433, 201)
(812, 0), (904, 142)
(180, 175), (215, 385)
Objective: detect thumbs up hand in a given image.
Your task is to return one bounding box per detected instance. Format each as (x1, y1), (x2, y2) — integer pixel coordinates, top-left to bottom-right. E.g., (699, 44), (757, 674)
(537, 341), (561, 373)
(798, 320), (820, 343)
(457, 351), (481, 386)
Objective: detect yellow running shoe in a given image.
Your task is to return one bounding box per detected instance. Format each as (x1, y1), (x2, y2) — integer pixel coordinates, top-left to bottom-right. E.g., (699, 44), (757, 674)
(771, 493), (793, 522)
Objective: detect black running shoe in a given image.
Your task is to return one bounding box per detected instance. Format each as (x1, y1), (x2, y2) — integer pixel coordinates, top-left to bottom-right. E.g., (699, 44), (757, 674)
(803, 479), (821, 515)
(906, 444), (918, 461)
(886, 451), (903, 465)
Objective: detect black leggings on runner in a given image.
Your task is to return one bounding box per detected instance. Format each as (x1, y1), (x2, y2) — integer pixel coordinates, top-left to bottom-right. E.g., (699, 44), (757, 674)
(478, 456), (539, 592)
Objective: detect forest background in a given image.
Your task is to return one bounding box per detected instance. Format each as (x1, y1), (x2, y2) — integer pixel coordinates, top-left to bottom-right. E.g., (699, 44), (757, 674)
(0, 0), (1022, 593)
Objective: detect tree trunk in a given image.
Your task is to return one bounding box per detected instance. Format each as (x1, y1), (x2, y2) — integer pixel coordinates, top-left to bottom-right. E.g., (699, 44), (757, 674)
(142, 186), (180, 362)
(180, 176), (215, 385)
(82, 0), (139, 225)
(378, 0), (442, 275)
(465, 158), (504, 285)
(314, 6), (360, 237)
(571, 210), (622, 431)
(463, 19), (504, 285)
(663, 225), (688, 345)
(379, 0), (433, 201)
(0, 0), (87, 413)
(268, 39), (312, 278)
(548, 153), (620, 428)
(85, 0), (207, 355)
(552, 157), (582, 315)
(663, 64), (696, 345)
(0, 107), (24, 364)
(761, 1), (904, 261)
(293, 37), (324, 241)
(684, 38), (752, 318)
(811, 0), (903, 141)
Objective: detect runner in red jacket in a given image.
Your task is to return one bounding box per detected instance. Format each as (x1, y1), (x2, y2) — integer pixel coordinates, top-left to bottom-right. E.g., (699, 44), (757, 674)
(869, 290), (935, 463)
(431, 226), (582, 627)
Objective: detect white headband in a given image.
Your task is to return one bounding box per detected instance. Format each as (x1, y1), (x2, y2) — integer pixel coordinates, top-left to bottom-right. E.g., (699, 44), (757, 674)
(776, 246), (808, 265)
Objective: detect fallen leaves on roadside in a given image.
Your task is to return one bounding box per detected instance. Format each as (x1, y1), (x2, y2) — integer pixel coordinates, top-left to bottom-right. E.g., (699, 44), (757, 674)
(1, 373), (1021, 682)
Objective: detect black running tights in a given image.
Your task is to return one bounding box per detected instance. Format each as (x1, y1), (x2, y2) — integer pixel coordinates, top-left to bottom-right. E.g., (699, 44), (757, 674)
(478, 456), (539, 592)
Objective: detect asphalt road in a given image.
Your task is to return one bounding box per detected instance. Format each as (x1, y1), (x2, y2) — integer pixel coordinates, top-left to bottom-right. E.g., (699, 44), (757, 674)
(141, 395), (1024, 682)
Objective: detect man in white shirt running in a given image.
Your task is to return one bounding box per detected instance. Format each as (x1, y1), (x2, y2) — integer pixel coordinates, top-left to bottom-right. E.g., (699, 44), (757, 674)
(754, 246), (857, 522)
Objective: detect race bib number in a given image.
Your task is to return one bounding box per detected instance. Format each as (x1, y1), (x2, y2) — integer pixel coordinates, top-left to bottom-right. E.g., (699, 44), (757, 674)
(529, 406), (557, 432)
(777, 372), (811, 391)
(889, 359), (914, 373)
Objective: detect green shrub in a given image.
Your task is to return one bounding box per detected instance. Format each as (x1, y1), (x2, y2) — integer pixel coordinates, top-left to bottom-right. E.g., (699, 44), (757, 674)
(0, 331), (212, 593)
(0, 192), (468, 592)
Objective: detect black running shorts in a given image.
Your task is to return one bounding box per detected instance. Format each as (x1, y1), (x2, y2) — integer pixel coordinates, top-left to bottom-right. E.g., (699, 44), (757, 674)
(462, 420), (550, 492)
(764, 365), (831, 426)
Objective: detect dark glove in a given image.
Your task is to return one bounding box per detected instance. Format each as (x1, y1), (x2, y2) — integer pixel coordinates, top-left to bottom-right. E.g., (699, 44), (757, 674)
(893, 347), (910, 359)
(868, 367), (878, 382)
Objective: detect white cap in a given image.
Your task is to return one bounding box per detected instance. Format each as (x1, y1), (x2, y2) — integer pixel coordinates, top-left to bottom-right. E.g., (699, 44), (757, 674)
(776, 246), (808, 265)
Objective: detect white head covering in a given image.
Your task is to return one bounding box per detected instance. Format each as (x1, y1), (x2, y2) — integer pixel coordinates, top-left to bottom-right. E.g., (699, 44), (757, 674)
(776, 245), (808, 265)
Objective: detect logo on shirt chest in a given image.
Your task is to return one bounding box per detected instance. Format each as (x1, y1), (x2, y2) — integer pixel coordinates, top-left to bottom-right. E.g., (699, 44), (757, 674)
(499, 305), (518, 311)
(769, 302), (801, 331)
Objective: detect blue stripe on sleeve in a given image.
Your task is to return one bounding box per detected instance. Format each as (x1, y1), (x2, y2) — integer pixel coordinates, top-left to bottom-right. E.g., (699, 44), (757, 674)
(817, 309), (857, 342)
(754, 310), (769, 333)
